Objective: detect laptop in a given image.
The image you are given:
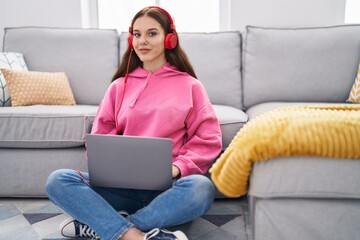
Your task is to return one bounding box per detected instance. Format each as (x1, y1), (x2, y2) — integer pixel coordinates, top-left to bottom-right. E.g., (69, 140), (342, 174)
(85, 134), (173, 190)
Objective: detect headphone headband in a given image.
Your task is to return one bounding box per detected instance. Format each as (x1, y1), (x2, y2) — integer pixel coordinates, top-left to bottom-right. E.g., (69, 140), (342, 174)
(148, 6), (176, 32)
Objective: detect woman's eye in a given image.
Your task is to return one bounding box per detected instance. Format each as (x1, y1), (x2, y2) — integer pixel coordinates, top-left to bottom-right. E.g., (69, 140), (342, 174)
(148, 32), (157, 37)
(134, 33), (140, 37)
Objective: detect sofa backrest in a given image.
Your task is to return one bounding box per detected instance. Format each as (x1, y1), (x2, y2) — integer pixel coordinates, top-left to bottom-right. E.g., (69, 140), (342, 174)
(3, 27), (119, 105)
(243, 25), (360, 108)
(119, 32), (243, 109)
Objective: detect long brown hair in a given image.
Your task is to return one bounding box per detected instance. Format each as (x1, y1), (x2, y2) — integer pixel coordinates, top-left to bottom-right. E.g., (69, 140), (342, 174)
(112, 6), (197, 81)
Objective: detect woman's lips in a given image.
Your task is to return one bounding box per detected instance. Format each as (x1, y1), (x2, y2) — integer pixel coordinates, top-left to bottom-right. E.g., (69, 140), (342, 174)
(138, 48), (151, 53)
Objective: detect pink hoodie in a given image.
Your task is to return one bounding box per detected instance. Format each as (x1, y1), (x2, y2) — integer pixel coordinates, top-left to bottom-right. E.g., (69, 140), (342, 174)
(91, 63), (222, 177)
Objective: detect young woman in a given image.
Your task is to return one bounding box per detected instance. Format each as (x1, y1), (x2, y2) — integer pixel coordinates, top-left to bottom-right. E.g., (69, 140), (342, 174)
(46, 6), (222, 240)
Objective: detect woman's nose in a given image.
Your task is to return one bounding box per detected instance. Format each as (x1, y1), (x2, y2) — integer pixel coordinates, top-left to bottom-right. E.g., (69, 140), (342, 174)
(139, 35), (148, 45)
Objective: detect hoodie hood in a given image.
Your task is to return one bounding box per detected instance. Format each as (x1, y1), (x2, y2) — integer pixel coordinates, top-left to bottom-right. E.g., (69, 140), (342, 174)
(127, 63), (188, 108)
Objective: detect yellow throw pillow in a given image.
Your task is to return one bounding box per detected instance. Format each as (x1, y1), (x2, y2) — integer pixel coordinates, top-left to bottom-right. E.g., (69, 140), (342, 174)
(1, 69), (76, 106)
(348, 63), (360, 103)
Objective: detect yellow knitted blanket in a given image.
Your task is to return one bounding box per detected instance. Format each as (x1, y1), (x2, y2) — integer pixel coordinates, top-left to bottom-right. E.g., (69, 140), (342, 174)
(210, 104), (360, 197)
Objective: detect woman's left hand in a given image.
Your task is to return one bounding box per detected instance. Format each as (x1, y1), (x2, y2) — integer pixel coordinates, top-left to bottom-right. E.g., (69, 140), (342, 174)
(172, 165), (180, 178)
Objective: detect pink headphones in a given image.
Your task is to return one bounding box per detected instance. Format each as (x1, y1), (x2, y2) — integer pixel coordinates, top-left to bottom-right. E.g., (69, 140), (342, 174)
(127, 6), (178, 50)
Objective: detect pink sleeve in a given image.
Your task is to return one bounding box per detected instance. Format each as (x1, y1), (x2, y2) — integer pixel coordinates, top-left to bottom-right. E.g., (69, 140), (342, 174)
(91, 82), (118, 135)
(173, 86), (222, 177)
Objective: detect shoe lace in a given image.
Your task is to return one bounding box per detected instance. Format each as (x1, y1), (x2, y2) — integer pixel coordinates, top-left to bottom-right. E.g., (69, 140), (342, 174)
(78, 223), (97, 237)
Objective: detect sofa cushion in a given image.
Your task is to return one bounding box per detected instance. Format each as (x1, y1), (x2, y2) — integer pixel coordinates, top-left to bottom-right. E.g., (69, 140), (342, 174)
(0, 104), (244, 150)
(213, 104), (248, 149)
(0, 105), (98, 148)
(120, 32), (243, 109)
(2, 69), (76, 106)
(3, 27), (119, 105)
(0, 52), (28, 107)
(243, 25), (360, 108)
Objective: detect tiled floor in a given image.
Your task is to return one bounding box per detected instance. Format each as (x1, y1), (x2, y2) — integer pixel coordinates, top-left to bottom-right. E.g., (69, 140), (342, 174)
(0, 197), (251, 240)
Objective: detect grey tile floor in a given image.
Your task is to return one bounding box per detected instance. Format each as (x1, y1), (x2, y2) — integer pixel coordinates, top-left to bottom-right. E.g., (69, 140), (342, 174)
(0, 197), (251, 240)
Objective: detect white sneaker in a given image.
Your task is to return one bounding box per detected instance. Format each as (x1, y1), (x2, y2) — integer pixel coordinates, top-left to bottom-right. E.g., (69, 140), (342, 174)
(143, 228), (188, 240)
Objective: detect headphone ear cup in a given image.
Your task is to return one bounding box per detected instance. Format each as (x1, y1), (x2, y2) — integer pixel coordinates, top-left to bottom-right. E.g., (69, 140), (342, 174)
(128, 34), (134, 49)
(164, 33), (178, 49)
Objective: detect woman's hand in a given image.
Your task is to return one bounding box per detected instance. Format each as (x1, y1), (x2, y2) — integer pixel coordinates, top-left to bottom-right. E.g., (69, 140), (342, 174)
(172, 165), (180, 179)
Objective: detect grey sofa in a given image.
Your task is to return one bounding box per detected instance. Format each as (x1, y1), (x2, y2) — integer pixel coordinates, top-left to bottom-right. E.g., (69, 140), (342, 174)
(1, 25), (360, 240)
(0, 27), (247, 197)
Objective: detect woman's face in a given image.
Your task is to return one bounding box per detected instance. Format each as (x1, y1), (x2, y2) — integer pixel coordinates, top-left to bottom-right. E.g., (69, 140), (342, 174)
(132, 15), (167, 72)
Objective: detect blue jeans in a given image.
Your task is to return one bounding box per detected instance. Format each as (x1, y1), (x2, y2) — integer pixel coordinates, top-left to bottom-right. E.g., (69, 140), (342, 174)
(45, 169), (215, 240)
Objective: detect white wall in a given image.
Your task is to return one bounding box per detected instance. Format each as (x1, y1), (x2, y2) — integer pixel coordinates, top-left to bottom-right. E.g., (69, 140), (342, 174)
(229, 0), (346, 31)
(0, 0), (82, 49)
(345, 0), (360, 23)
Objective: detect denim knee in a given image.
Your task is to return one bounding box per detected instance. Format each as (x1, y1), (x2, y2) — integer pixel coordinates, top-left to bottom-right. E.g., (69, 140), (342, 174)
(178, 175), (215, 213)
(182, 174), (215, 195)
(45, 169), (75, 197)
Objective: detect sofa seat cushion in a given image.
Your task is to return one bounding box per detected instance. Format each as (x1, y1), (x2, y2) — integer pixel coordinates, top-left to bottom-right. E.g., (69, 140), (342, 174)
(0, 104), (245, 150)
(249, 157), (360, 199)
(212, 104), (248, 149)
(0, 105), (98, 148)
